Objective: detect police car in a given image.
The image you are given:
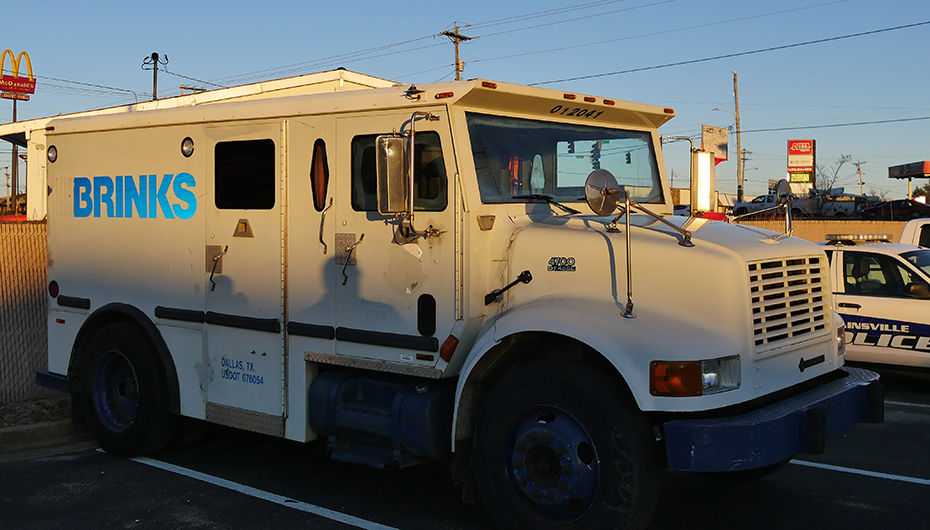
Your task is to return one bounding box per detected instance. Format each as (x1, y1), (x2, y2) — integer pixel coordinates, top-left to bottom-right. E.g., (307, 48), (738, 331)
(821, 233), (930, 368)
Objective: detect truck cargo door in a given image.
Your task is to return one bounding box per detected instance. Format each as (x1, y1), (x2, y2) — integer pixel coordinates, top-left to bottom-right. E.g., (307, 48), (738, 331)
(284, 117), (337, 438)
(332, 110), (457, 373)
(203, 122), (286, 436)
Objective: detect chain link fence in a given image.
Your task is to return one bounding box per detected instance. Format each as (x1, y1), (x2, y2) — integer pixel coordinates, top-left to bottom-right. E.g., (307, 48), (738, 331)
(0, 221), (54, 404)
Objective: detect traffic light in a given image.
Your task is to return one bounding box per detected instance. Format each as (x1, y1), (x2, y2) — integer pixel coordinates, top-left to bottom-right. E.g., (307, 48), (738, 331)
(590, 141), (602, 170)
(626, 151), (631, 164)
(568, 141), (575, 154)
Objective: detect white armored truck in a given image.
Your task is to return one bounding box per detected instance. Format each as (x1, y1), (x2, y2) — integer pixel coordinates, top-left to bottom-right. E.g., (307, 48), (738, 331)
(34, 74), (882, 530)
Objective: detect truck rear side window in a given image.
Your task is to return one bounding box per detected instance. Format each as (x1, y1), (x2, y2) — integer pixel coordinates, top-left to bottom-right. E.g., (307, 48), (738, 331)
(215, 139), (276, 209)
(351, 132), (447, 212)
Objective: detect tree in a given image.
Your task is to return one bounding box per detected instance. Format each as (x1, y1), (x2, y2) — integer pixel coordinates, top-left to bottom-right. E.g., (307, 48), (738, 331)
(807, 154), (851, 217)
(815, 154), (852, 191)
(913, 181), (930, 201)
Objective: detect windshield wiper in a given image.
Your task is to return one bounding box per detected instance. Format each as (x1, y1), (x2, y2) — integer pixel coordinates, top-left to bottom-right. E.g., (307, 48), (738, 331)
(511, 194), (581, 215)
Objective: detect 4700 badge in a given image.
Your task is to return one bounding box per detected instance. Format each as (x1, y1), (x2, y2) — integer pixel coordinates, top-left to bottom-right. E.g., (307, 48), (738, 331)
(548, 257), (576, 272)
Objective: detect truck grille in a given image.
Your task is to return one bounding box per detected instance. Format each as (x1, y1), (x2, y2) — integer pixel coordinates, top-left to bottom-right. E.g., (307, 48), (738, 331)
(749, 256), (829, 353)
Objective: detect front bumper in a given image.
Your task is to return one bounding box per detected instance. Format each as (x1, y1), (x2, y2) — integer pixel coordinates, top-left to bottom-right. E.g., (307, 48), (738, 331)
(663, 367), (883, 472)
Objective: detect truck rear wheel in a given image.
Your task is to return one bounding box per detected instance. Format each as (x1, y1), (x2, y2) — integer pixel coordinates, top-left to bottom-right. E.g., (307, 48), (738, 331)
(473, 361), (660, 530)
(80, 321), (176, 456)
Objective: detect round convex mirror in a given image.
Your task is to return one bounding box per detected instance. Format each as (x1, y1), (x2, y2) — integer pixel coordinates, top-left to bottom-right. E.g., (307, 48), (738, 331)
(585, 169), (623, 216)
(775, 179), (791, 204)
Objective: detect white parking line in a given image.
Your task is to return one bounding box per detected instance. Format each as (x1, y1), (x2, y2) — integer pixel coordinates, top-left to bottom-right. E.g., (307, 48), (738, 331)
(130, 455), (399, 530)
(791, 459), (930, 486)
(885, 400), (930, 409)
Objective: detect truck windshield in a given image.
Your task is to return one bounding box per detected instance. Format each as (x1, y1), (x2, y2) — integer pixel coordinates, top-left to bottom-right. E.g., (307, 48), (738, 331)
(466, 112), (663, 205)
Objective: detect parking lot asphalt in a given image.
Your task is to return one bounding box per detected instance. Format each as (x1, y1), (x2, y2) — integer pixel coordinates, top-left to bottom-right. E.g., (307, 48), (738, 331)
(2, 364), (928, 530)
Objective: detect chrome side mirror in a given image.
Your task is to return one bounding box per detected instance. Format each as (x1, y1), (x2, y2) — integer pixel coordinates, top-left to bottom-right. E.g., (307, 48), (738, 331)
(376, 135), (409, 215)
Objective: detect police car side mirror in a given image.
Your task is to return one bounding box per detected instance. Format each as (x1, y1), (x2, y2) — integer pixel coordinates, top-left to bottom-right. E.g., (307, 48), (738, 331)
(905, 282), (930, 299)
(376, 135), (410, 215)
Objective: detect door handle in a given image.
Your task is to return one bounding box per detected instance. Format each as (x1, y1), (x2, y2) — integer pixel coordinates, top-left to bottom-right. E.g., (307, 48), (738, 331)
(210, 245), (228, 292)
(838, 302), (861, 309)
(319, 197), (332, 254)
(342, 233), (364, 286)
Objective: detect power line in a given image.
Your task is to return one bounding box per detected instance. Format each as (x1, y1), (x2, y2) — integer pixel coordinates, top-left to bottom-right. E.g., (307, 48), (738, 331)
(531, 19), (930, 86)
(741, 115), (930, 134)
(470, 1), (845, 67)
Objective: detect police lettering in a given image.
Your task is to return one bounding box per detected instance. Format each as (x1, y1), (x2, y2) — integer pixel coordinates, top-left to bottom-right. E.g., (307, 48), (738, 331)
(845, 331), (930, 352)
(73, 173), (197, 219)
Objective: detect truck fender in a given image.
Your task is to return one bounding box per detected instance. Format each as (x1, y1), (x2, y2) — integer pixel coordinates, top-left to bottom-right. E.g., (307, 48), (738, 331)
(451, 299), (641, 451)
(67, 302), (181, 415)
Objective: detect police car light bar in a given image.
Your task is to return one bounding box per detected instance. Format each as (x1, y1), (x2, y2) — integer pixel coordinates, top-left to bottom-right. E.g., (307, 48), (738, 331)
(824, 233), (893, 244)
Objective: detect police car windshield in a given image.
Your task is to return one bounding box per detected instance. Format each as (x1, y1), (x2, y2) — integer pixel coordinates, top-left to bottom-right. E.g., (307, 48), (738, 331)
(466, 112), (663, 205)
(902, 250), (930, 279)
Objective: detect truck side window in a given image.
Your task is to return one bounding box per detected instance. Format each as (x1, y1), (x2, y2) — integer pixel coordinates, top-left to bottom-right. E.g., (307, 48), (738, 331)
(351, 132), (447, 212)
(215, 139), (276, 209)
(311, 139), (329, 212)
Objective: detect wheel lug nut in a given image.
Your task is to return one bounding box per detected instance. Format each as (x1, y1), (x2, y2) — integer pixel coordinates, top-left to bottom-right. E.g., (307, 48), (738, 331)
(557, 480), (569, 492)
(545, 491), (556, 501)
(531, 489), (542, 499)
(555, 446), (566, 457)
(518, 477), (529, 487)
(528, 432), (539, 443)
(516, 442), (527, 452)
(513, 458), (524, 469)
(542, 434), (554, 444)
(561, 464), (572, 475)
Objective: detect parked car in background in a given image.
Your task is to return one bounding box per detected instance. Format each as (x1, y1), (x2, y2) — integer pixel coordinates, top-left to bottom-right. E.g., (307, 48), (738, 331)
(860, 199), (930, 220)
(820, 234), (930, 369)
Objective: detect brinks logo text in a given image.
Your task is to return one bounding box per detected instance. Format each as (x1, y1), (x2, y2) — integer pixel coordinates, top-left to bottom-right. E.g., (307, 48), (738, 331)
(73, 174), (197, 220)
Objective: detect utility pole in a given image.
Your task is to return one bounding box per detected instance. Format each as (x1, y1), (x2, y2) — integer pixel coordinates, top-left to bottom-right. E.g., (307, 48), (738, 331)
(142, 52), (169, 100)
(733, 71), (743, 204)
(440, 23), (473, 81)
(853, 160), (866, 196)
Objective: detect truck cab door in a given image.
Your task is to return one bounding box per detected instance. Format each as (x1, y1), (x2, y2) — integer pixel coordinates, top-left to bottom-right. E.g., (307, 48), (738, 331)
(331, 110), (457, 374)
(203, 122), (286, 436)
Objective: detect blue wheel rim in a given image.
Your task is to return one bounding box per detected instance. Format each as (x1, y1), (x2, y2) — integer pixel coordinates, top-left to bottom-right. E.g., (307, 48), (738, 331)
(504, 405), (599, 521)
(92, 350), (139, 432)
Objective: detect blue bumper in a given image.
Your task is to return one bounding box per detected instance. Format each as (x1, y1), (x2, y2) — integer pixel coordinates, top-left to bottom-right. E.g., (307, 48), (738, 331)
(664, 367), (883, 472)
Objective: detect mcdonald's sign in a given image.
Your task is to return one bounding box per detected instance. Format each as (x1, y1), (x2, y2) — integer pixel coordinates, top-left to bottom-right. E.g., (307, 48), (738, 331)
(0, 49), (36, 95)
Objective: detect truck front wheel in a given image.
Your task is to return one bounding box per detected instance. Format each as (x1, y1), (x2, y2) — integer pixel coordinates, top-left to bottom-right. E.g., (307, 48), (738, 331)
(473, 361), (661, 530)
(80, 321), (177, 456)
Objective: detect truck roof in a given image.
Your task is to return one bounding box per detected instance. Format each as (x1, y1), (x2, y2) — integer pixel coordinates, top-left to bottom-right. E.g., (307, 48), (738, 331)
(44, 77), (676, 135)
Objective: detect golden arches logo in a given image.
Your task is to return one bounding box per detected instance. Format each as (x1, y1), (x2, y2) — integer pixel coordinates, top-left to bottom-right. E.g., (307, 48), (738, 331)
(0, 49), (37, 95)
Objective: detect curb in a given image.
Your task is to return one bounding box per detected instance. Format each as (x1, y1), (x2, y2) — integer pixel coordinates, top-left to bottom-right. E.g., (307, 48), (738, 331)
(0, 419), (92, 453)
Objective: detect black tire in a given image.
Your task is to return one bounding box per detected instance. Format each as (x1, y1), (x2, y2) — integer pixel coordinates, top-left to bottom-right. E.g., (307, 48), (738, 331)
(80, 321), (177, 456)
(473, 361), (661, 530)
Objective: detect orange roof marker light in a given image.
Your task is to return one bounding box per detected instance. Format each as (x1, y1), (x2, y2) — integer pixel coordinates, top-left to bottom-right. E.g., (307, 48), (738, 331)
(481, 81), (497, 89)
(563, 93), (577, 100)
(435, 92), (454, 99)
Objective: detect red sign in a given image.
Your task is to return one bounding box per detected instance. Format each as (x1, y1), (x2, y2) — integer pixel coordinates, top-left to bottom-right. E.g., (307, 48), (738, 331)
(1, 92), (30, 101)
(788, 140), (814, 155)
(787, 139), (816, 173)
(0, 49), (36, 94)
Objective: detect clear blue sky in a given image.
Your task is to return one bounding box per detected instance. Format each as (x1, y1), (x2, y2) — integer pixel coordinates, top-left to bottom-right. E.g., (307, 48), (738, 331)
(3, 0), (928, 199)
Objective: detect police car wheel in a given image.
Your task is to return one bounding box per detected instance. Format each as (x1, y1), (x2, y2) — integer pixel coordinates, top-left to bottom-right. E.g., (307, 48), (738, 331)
(473, 361), (661, 530)
(80, 321), (176, 457)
